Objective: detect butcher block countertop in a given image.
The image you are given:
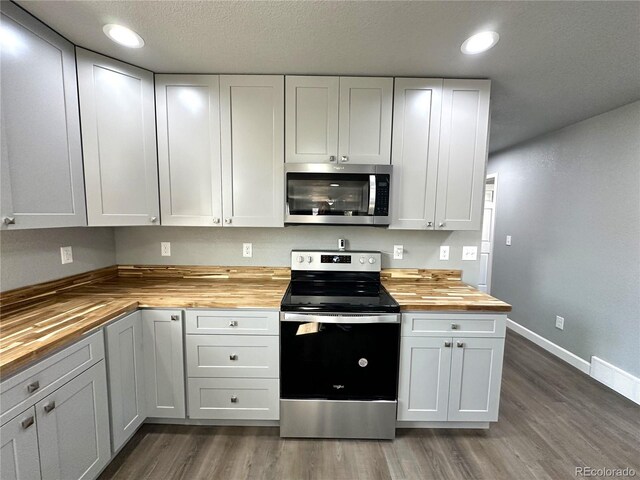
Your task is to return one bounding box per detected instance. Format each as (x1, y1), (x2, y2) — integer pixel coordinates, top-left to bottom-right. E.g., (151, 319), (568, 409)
(0, 265), (510, 378)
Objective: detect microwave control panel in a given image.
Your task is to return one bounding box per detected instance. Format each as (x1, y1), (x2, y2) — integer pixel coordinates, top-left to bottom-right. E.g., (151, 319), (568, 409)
(374, 176), (390, 216)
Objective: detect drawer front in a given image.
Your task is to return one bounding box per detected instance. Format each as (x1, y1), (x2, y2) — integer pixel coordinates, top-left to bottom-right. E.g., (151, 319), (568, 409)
(186, 335), (279, 378)
(188, 378), (279, 420)
(186, 310), (279, 335)
(402, 313), (506, 338)
(1, 331), (104, 426)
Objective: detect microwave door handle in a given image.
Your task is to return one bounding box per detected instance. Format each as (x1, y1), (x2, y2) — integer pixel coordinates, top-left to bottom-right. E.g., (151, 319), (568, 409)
(368, 175), (376, 215)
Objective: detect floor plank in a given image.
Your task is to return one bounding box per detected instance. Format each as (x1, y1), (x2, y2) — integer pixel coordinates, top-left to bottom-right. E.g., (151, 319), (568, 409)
(100, 331), (640, 480)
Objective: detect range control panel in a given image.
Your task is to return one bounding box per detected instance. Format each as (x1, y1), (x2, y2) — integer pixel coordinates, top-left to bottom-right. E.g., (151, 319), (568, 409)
(291, 250), (381, 272)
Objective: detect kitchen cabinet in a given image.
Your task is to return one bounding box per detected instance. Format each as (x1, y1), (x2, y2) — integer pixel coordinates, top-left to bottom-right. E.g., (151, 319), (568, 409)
(220, 75), (284, 227)
(36, 361), (111, 480)
(434, 79), (491, 231)
(105, 311), (146, 452)
(142, 310), (185, 418)
(77, 48), (159, 226)
(0, 2), (86, 230)
(0, 407), (41, 480)
(390, 78), (443, 229)
(156, 75), (223, 226)
(286, 76), (393, 165)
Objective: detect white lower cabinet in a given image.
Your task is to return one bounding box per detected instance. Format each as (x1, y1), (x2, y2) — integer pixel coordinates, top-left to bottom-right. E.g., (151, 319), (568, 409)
(0, 407), (41, 480)
(36, 361), (111, 480)
(397, 313), (506, 424)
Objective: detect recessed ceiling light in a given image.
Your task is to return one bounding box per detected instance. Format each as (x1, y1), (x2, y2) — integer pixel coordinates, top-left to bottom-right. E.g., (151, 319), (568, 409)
(103, 24), (144, 48)
(461, 31), (499, 55)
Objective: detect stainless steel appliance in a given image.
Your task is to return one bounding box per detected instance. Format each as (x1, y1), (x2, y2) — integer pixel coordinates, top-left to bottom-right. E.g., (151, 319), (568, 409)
(279, 249), (401, 439)
(284, 164), (392, 225)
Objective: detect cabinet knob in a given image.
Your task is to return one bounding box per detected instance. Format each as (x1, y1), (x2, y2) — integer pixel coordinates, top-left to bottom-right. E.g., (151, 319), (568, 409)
(229, 354), (238, 361)
(444, 341), (452, 348)
(340, 155), (349, 163)
(44, 401), (56, 413)
(329, 156), (336, 163)
(150, 216), (158, 223)
(20, 416), (34, 430)
(3, 216), (16, 225)
(438, 222), (445, 228)
(26, 381), (40, 394)
(230, 395), (238, 403)
(426, 221), (433, 228)
(213, 218), (220, 224)
(451, 323), (459, 330)
(170, 314), (180, 321)
(457, 342), (464, 348)
(224, 218), (232, 224)
(229, 320), (238, 327)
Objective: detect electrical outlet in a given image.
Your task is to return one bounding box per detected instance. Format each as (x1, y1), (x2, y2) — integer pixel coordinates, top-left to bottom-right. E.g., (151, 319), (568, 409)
(393, 245), (404, 260)
(506, 235), (512, 246)
(555, 316), (564, 330)
(462, 246), (478, 261)
(60, 246), (73, 264)
(440, 246), (450, 260)
(243, 243), (252, 258)
(161, 242), (171, 257)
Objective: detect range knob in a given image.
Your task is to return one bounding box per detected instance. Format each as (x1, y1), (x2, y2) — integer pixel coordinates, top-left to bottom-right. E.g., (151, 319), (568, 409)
(307, 255), (313, 263)
(368, 257), (376, 264)
(297, 255), (304, 263)
(332, 256), (340, 263)
(359, 256), (365, 264)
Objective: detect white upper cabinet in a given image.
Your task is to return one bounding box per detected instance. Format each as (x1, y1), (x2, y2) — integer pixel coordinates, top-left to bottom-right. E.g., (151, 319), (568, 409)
(0, 2), (86, 230)
(76, 48), (159, 226)
(156, 75), (223, 226)
(338, 77), (393, 165)
(285, 76), (339, 163)
(390, 78), (443, 230)
(435, 79), (491, 231)
(286, 76), (392, 165)
(220, 75), (284, 227)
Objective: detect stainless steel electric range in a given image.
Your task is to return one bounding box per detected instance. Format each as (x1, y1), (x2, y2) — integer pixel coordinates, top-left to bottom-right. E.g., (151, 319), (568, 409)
(279, 249), (401, 440)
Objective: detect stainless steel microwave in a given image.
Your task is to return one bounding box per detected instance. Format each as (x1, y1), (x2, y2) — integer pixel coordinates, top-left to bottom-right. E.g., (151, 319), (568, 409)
(285, 164), (392, 225)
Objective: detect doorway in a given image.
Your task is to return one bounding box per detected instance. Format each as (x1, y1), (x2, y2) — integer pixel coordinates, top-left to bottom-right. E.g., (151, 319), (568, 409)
(478, 174), (497, 293)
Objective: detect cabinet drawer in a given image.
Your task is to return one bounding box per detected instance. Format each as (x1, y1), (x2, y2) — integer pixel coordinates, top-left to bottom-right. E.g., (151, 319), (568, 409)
(186, 310), (278, 335)
(188, 378), (279, 420)
(186, 335), (278, 378)
(1, 331), (104, 426)
(402, 313), (506, 338)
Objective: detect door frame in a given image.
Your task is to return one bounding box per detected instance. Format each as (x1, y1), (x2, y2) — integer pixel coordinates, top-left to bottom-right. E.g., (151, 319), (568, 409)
(482, 173), (498, 294)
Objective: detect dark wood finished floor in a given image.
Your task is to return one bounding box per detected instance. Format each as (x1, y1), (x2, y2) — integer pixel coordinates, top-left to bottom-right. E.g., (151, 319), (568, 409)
(100, 331), (640, 480)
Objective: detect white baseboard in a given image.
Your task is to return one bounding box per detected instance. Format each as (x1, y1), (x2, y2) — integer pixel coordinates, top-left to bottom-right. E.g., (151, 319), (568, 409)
(590, 357), (640, 405)
(506, 318), (590, 374)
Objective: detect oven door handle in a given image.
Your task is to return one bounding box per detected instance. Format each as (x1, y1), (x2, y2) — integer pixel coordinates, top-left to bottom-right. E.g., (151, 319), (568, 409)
(281, 313), (400, 324)
(368, 175), (377, 215)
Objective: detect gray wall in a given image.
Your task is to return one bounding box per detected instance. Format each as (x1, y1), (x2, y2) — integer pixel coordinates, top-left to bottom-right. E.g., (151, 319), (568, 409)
(0, 227), (116, 291)
(115, 226), (483, 285)
(488, 101), (640, 376)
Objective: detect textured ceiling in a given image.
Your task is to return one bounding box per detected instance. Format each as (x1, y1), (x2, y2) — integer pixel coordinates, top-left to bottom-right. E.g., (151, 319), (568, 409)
(15, 0), (640, 153)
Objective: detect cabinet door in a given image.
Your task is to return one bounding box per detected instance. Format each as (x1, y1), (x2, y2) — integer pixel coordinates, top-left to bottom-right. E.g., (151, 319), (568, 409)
(142, 310), (185, 418)
(0, 407), (41, 480)
(220, 75), (284, 227)
(156, 75), (223, 226)
(434, 79), (490, 231)
(390, 78), (443, 230)
(285, 76), (339, 163)
(0, 3), (85, 230)
(77, 48), (159, 226)
(448, 337), (504, 422)
(397, 336), (452, 422)
(36, 362), (110, 480)
(338, 77), (393, 165)
(105, 311), (146, 452)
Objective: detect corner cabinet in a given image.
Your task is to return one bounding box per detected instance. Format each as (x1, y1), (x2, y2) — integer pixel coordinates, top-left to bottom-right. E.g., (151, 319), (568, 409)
(76, 48), (159, 226)
(285, 76), (393, 165)
(0, 2), (86, 230)
(390, 78), (491, 231)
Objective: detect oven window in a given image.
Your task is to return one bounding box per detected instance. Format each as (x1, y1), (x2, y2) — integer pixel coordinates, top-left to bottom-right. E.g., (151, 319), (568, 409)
(287, 173), (370, 216)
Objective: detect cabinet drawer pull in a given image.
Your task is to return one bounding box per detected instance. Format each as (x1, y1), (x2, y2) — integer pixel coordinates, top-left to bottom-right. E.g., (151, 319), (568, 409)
(451, 323), (459, 330)
(21, 416), (34, 429)
(230, 395), (238, 403)
(3, 216), (16, 225)
(44, 402), (56, 413)
(457, 342), (464, 348)
(340, 155), (349, 163)
(439, 222), (446, 228)
(229, 354), (238, 361)
(444, 341), (452, 348)
(171, 314), (180, 321)
(150, 216), (158, 223)
(329, 156), (336, 163)
(26, 381), (40, 394)
(224, 218), (232, 224)
(229, 320), (238, 327)
(213, 217), (220, 224)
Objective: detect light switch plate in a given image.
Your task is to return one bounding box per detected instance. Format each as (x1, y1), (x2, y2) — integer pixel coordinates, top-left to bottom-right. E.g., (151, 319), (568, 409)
(462, 246), (478, 261)
(555, 316), (564, 330)
(393, 245), (404, 260)
(161, 242), (171, 256)
(440, 246), (450, 260)
(243, 243), (253, 258)
(506, 235), (512, 246)
(60, 246), (73, 264)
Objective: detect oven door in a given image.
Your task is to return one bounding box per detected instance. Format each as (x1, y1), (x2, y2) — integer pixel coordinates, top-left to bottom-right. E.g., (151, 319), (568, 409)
(280, 313), (400, 401)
